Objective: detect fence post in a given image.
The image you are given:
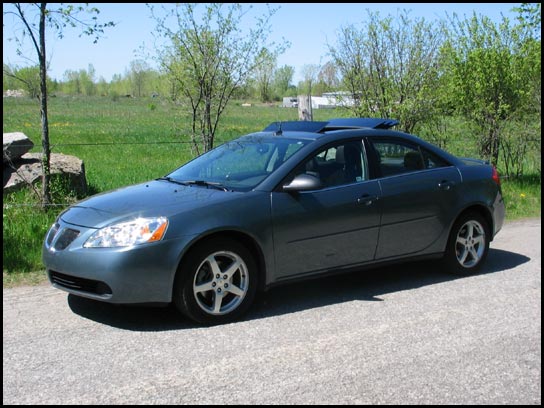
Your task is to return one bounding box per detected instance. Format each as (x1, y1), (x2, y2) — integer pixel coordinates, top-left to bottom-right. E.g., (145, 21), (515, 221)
(297, 95), (313, 121)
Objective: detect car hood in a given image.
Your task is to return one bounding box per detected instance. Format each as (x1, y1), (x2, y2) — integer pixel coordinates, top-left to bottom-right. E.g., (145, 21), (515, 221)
(61, 180), (237, 228)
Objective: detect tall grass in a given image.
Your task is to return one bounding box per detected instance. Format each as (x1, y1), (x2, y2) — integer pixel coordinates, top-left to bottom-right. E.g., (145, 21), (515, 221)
(3, 96), (541, 277)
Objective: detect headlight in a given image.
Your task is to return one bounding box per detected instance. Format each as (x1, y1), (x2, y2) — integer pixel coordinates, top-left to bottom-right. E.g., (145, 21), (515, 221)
(84, 217), (169, 248)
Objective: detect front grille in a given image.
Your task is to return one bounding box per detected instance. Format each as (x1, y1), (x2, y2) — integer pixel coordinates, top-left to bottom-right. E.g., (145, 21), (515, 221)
(46, 225), (80, 251)
(49, 271), (112, 296)
(45, 223), (59, 247)
(54, 228), (80, 250)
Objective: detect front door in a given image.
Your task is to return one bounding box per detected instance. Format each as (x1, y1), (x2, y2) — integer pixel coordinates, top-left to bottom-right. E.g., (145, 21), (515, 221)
(271, 140), (381, 280)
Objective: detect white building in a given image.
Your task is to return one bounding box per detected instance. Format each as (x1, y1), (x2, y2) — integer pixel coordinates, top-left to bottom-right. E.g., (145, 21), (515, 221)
(282, 92), (356, 109)
(314, 91), (356, 108)
(281, 97), (298, 108)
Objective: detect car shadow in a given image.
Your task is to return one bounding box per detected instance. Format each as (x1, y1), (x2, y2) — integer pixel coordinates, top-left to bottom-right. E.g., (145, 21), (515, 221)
(67, 295), (197, 331)
(67, 248), (530, 331)
(247, 248), (530, 321)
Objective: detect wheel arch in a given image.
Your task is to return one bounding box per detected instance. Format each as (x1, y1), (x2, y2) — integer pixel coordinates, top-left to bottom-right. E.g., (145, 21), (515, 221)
(442, 204), (493, 275)
(445, 204), (494, 255)
(172, 229), (267, 301)
(453, 204), (494, 241)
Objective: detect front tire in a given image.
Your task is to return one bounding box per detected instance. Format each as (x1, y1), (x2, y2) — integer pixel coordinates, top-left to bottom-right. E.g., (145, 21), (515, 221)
(174, 238), (257, 325)
(443, 212), (490, 275)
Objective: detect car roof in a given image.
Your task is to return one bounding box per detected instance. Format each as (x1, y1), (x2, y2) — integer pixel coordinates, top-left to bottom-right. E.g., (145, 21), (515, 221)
(255, 117), (462, 166)
(258, 118), (401, 141)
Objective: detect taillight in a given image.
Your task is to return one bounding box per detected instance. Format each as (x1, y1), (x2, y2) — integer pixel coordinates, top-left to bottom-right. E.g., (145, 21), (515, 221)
(492, 166), (501, 186)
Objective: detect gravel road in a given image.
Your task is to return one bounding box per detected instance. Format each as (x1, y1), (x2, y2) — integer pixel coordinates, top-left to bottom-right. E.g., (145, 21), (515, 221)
(3, 218), (541, 405)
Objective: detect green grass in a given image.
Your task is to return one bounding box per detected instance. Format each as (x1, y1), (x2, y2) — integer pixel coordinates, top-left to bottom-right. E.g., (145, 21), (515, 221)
(3, 270), (48, 288)
(499, 174), (541, 220)
(3, 96), (540, 284)
(3, 189), (56, 274)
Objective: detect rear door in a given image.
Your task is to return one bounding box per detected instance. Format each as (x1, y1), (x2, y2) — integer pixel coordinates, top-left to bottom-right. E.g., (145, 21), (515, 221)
(367, 137), (462, 259)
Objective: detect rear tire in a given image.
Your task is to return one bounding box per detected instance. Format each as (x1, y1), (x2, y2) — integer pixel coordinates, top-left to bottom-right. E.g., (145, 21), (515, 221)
(173, 238), (258, 325)
(443, 212), (490, 275)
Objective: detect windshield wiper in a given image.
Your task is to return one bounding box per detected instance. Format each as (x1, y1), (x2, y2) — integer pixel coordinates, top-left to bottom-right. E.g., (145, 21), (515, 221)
(156, 176), (188, 186)
(177, 179), (230, 192)
(157, 177), (230, 191)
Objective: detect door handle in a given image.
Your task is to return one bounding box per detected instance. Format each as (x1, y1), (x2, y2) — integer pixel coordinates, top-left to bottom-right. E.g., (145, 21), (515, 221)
(357, 194), (378, 206)
(438, 180), (455, 190)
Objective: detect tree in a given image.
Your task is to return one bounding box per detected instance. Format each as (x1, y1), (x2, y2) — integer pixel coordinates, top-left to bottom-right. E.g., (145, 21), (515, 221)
(83, 63), (96, 96)
(109, 73), (130, 98)
(513, 3), (541, 114)
(299, 63), (320, 120)
(3, 3), (114, 208)
(62, 69), (82, 94)
(129, 59), (151, 97)
(253, 48), (277, 102)
(3, 64), (16, 91)
(300, 63), (320, 95)
(150, 3), (287, 154)
(513, 2), (541, 36)
(441, 11), (537, 165)
(317, 61), (340, 93)
(273, 65), (295, 98)
(96, 76), (109, 97)
(3, 65), (41, 98)
(328, 9), (443, 134)
(62, 64), (96, 96)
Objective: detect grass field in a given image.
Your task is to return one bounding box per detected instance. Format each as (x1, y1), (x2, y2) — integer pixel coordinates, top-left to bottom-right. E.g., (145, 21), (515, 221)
(3, 96), (541, 280)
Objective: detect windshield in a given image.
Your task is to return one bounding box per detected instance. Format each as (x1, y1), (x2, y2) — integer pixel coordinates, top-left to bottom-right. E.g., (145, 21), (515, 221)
(166, 135), (309, 191)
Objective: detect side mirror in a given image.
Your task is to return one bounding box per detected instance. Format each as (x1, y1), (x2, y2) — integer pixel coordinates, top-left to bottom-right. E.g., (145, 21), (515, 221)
(283, 173), (323, 192)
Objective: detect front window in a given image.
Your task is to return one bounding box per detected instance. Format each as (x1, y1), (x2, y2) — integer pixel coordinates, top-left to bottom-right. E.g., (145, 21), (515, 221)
(288, 140), (368, 188)
(167, 135), (309, 191)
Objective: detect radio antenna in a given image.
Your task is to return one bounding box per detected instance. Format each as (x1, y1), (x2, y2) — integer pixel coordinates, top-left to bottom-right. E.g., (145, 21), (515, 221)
(275, 121), (283, 136)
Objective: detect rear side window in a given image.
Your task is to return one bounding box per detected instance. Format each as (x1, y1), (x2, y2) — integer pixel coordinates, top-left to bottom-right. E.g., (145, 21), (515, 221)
(421, 149), (450, 169)
(370, 139), (449, 178)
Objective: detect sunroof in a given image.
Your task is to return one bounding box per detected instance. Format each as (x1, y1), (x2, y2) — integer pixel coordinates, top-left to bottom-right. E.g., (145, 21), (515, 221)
(324, 118), (399, 129)
(262, 118), (398, 133)
(262, 121), (328, 133)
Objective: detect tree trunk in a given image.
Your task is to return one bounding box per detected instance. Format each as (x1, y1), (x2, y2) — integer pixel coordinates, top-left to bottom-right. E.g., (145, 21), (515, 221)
(39, 3), (51, 209)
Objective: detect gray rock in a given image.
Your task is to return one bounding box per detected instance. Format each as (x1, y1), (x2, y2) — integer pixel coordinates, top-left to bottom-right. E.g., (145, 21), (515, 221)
(3, 152), (87, 195)
(3, 132), (34, 163)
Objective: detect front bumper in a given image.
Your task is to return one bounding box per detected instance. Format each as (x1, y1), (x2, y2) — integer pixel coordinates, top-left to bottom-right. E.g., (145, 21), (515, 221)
(42, 220), (197, 304)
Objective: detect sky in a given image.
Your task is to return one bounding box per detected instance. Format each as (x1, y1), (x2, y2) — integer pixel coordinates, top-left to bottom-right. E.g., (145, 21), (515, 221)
(3, 3), (522, 85)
